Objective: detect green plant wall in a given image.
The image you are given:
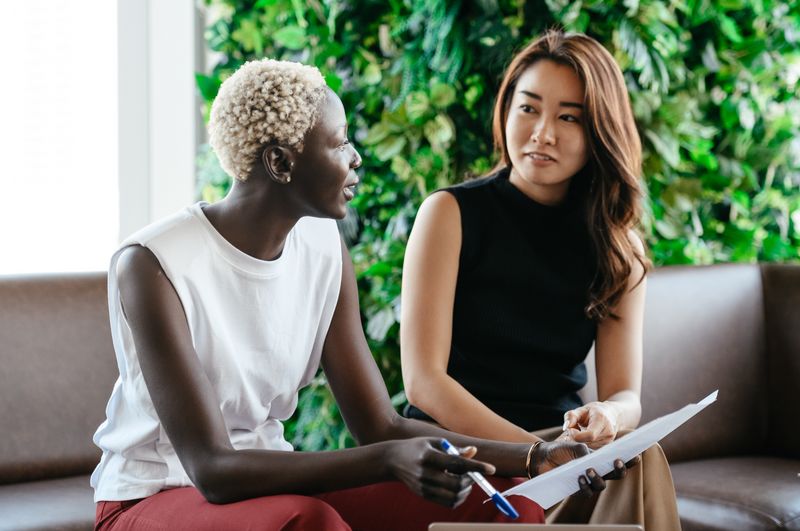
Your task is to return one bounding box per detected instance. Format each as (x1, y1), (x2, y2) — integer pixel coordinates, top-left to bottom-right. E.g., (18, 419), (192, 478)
(197, 0), (800, 450)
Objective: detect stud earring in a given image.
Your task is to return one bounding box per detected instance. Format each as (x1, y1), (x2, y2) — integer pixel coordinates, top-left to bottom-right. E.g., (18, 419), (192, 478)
(287, 176), (291, 183)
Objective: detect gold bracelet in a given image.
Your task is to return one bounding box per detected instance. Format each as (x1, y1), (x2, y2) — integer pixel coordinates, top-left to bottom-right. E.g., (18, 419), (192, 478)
(526, 441), (543, 479)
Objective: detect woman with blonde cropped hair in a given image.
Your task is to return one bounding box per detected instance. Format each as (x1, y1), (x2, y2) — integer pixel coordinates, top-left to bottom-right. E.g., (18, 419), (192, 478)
(401, 30), (682, 528)
(89, 57), (620, 531)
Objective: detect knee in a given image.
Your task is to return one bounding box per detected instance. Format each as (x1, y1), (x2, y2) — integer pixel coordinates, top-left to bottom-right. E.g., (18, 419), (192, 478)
(280, 497), (350, 531)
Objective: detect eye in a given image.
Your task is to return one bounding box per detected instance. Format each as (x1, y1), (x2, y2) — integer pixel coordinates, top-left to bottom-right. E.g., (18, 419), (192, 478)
(561, 114), (580, 123)
(339, 138), (351, 151)
(520, 104), (537, 114)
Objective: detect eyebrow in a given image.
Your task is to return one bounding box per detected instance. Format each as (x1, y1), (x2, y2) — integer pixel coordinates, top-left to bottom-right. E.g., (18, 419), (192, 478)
(330, 123), (348, 139)
(518, 90), (584, 109)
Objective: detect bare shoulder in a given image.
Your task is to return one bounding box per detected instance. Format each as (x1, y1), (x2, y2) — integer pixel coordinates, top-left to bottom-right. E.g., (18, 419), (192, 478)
(413, 191), (461, 236)
(627, 230), (645, 254)
(626, 230), (647, 288)
(116, 245), (164, 284)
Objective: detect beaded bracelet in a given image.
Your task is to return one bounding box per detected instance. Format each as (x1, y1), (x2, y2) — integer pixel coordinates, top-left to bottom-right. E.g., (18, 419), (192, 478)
(526, 440), (543, 479)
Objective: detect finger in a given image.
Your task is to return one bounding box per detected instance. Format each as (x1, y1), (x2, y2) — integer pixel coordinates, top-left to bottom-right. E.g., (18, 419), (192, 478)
(421, 466), (473, 493)
(456, 445), (478, 459)
(585, 468), (606, 492)
(567, 428), (598, 443)
(625, 454), (641, 469)
(602, 459), (626, 481)
(453, 482), (474, 508)
(576, 474), (593, 498)
(428, 450), (496, 476)
(420, 481), (473, 509)
(563, 409), (582, 430)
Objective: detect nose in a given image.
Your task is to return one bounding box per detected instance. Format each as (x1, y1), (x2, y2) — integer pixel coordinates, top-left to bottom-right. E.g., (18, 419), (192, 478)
(352, 146), (362, 169)
(532, 115), (556, 145)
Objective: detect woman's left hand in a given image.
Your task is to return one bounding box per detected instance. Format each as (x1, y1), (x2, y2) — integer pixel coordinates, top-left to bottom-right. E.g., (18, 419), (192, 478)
(557, 401), (623, 450)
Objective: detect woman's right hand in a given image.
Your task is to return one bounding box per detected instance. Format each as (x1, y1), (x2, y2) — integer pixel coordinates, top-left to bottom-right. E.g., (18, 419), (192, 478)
(531, 440), (641, 497)
(386, 438), (494, 508)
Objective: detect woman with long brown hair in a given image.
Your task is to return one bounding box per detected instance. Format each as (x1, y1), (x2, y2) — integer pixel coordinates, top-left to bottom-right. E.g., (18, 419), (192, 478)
(400, 30), (681, 528)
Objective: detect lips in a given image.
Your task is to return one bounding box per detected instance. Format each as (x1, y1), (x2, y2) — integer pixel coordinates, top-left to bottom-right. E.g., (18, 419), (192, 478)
(343, 176), (359, 200)
(526, 152), (557, 162)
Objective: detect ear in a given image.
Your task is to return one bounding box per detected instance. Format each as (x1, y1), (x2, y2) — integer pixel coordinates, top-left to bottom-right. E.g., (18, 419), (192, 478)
(261, 146), (295, 184)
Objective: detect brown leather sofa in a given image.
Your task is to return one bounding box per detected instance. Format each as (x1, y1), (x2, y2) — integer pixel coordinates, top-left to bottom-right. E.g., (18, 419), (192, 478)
(1, 265), (799, 530)
(583, 263), (800, 531)
(0, 273), (115, 531)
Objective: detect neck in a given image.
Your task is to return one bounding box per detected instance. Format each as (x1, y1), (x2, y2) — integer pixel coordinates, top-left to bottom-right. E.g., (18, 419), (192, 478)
(202, 177), (299, 261)
(508, 167), (571, 206)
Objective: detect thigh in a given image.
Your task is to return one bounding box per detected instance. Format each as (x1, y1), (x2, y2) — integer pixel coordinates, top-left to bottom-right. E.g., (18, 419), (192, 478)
(314, 477), (544, 531)
(96, 487), (351, 531)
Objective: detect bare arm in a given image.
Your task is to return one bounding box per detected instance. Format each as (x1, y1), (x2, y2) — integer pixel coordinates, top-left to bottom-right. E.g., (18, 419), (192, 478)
(400, 192), (539, 444)
(562, 232), (646, 449)
(116, 244), (493, 506)
(324, 238), (596, 482)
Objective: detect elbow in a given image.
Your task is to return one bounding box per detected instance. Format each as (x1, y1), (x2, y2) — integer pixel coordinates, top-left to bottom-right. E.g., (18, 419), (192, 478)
(403, 372), (432, 413)
(185, 457), (238, 505)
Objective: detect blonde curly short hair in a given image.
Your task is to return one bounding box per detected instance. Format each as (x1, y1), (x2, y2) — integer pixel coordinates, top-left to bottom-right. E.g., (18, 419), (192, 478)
(209, 59), (327, 180)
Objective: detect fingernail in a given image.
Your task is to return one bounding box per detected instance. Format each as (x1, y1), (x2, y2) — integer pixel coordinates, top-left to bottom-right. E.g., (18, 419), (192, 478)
(587, 470), (596, 479)
(562, 419), (569, 430)
(486, 465), (496, 475)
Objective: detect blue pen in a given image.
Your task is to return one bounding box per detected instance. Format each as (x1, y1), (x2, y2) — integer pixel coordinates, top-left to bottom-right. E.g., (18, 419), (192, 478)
(440, 439), (519, 519)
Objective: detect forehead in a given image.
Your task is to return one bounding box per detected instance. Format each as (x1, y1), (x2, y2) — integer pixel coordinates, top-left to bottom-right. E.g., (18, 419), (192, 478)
(514, 60), (585, 103)
(307, 88), (346, 140)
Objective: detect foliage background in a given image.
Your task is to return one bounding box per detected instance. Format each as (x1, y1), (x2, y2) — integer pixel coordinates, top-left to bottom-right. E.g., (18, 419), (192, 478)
(196, 0), (800, 451)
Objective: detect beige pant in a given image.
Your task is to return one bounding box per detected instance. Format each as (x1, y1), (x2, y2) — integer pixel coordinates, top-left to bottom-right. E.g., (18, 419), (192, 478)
(533, 426), (682, 531)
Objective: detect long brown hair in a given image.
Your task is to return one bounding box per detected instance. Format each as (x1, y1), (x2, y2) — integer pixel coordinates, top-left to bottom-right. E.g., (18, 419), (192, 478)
(490, 30), (651, 321)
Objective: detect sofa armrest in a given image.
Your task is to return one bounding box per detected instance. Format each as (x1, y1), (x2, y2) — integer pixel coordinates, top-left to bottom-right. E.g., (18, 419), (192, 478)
(760, 263), (800, 460)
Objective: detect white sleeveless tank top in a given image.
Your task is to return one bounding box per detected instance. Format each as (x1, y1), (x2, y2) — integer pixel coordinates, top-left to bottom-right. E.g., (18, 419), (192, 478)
(91, 202), (342, 502)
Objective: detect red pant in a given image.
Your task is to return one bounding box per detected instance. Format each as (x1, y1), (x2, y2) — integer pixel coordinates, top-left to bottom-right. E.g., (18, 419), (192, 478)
(95, 478), (543, 531)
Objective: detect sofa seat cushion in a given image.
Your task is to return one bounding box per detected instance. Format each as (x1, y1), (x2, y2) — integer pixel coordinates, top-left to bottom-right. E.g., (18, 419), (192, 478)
(0, 475), (95, 531)
(671, 457), (800, 531)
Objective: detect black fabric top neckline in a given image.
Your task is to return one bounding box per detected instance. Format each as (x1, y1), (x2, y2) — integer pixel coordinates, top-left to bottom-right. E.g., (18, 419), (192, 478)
(490, 167), (578, 222)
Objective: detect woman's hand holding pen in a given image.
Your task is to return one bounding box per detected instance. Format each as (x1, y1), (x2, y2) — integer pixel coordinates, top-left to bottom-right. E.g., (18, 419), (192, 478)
(385, 438), (493, 509)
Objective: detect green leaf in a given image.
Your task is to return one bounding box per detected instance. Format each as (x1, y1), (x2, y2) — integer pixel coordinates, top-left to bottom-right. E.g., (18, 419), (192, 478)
(373, 135), (407, 161)
(718, 15), (743, 43)
(645, 126), (681, 169)
(231, 18), (265, 55)
(701, 41), (721, 72)
(406, 91), (432, 122)
(363, 63), (382, 85)
(324, 73), (342, 94)
(273, 25), (307, 50)
(195, 73), (221, 102)
(689, 150), (719, 171)
(430, 83), (457, 109)
(761, 233), (793, 261)
(655, 218), (683, 239)
(366, 306), (395, 342)
(390, 390), (407, 408)
(363, 123), (390, 146)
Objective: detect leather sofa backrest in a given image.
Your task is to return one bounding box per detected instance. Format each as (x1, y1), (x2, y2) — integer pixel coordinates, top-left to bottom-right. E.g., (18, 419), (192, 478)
(638, 264), (770, 463)
(760, 264), (800, 460)
(580, 264), (771, 463)
(0, 273), (117, 485)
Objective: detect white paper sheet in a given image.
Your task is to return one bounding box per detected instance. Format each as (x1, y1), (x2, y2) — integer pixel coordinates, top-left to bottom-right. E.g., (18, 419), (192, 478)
(501, 390), (718, 510)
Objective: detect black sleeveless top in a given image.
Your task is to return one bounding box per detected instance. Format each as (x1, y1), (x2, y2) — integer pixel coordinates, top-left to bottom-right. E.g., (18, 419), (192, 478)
(404, 168), (598, 431)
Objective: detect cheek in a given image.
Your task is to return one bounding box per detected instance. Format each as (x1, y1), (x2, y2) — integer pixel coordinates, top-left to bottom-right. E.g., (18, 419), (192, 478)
(570, 129), (589, 166)
(505, 116), (526, 151)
